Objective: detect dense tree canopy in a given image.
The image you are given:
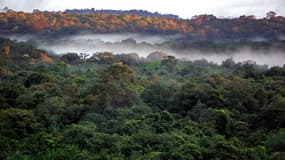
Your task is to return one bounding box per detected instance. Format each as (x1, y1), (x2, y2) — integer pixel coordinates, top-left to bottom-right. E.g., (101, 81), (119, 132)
(0, 37), (285, 159)
(0, 10), (285, 39)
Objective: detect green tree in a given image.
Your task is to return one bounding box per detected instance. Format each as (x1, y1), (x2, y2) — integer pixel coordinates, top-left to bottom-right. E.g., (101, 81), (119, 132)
(0, 108), (42, 139)
(262, 95), (285, 129)
(266, 129), (285, 152)
(170, 143), (203, 160)
(141, 83), (175, 109)
(90, 64), (139, 108)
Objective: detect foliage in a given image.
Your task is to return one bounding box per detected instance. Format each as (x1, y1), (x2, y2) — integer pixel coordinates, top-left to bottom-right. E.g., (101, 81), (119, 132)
(1, 37), (285, 159)
(0, 10), (285, 39)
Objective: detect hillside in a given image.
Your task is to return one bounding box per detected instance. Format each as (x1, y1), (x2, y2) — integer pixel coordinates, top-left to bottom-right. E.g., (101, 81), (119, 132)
(1, 6), (285, 159)
(1, 34), (285, 159)
(0, 10), (285, 40)
(64, 9), (180, 19)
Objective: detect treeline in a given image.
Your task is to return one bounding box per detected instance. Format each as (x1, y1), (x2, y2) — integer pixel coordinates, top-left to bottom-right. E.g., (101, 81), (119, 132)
(0, 10), (193, 34)
(65, 9), (180, 19)
(0, 10), (285, 39)
(1, 37), (285, 159)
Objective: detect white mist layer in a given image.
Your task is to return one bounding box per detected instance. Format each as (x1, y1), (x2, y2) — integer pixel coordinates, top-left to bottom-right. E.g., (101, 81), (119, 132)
(175, 51), (285, 67)
(65, 33), (182, 44)
(6, 33), (285, 67)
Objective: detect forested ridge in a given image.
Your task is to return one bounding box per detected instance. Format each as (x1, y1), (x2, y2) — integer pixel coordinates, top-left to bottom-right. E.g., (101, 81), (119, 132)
(0, 9), (285, 39)
(1, 37), (285, 159)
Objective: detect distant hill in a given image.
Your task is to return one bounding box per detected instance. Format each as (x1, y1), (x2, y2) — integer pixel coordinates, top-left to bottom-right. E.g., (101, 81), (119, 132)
(0, 7), (9, 13)
(65, 9), (180, 19)
(0, 9), (285, 40)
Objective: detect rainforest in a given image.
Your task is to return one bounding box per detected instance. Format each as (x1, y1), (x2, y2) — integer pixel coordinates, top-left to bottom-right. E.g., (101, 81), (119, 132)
(1, 4), (285, 160)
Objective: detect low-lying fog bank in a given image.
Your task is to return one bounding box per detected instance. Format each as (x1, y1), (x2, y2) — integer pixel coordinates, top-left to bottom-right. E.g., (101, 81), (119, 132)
(5, 33), (285, 67)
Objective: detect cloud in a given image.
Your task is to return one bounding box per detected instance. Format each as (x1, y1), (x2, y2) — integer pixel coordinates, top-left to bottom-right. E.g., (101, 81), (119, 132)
(0, 0), (47, 11)
(1, 0), (285, 18)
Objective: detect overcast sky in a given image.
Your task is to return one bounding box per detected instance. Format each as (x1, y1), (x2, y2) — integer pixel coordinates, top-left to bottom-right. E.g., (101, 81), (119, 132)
(1, 0), (284, 18)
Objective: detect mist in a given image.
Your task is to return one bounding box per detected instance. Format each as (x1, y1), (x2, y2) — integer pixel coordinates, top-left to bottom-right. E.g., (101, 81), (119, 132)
(6, 33), (285, 67)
